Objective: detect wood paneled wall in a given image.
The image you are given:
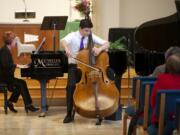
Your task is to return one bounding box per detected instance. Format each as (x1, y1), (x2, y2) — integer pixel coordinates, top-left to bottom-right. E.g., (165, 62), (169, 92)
(0, 23), (59, 64)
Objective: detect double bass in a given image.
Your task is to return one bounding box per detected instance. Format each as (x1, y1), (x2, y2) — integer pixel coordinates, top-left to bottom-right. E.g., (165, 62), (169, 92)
(73, 33), (119, 124)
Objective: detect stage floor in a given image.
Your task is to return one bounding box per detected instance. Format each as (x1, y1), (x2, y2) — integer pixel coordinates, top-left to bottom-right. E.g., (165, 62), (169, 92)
(0, 107), (123, 135)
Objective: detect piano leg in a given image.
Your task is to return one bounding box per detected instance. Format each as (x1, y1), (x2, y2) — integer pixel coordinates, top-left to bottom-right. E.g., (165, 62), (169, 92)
(39, 79), (47, 117)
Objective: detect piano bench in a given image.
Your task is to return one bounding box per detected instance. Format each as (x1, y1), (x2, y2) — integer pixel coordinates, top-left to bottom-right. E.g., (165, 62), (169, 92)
(0, 83), (8, 114)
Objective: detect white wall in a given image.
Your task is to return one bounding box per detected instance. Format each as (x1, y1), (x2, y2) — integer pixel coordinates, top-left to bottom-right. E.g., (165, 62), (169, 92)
(120, 0), (177, 27)
(0, 0), (177, 39)
(92, 0), (177, 40)
(0, 0), (81, 23)
(92, 0), (120, 40)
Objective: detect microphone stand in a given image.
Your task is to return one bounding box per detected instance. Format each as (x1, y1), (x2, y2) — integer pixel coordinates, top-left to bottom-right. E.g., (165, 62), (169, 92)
(127, 35), (131, 105)
(23, 0), (29, 22)
(53, 23), (56, 52)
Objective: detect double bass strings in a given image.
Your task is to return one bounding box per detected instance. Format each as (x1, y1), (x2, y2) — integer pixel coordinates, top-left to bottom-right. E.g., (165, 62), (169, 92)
(71, 56), (100, 71)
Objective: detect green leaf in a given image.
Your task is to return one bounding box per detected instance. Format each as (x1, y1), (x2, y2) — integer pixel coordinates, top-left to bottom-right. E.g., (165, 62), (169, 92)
(109, 36), (127, 50)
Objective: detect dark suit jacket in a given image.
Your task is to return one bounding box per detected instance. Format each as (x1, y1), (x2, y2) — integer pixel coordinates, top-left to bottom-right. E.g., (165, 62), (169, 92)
(0, 45), (16, 84)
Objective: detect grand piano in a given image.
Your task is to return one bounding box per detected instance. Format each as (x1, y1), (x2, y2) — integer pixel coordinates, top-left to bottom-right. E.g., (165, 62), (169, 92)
(135, 13), (180, 75)
(134, 0), (180, 75)
(21, 51), (68, 117)
(109, 1), (180, 77)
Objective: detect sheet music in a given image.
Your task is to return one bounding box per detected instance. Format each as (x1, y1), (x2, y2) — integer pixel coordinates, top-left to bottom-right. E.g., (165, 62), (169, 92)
(24, 33), (39, 43)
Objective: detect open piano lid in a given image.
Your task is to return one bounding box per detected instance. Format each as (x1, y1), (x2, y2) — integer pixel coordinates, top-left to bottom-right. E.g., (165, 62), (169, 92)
(135, 12), (180, 52)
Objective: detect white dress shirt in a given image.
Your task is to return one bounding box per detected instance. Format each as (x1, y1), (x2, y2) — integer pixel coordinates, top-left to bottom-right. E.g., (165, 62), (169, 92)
(61, 31), (107, 64)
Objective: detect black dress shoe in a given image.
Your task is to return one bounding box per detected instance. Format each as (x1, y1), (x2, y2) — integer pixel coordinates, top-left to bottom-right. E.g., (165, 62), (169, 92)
(63, 114), (73, 123)
(96, 118), (103, 125)
(25, 105), (39, 113)
(71, 110), (75, 121)
(7, 102), (17, 113)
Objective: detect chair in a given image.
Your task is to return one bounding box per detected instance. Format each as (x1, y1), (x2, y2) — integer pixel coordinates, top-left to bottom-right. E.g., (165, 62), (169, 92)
(155, 90), (180, 135)
(133, 80), (156, 134)
(0, 82), (8, 114)
(123, 76), (156, 135)
(141, 81), (155, 129)
(16, 37), (36, 57)
(132, 76), (156, 109)
(175, 99), (180, 134)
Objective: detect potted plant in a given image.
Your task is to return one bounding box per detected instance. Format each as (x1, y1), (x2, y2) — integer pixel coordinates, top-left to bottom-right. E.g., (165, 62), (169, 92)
(108, 36), (133, 76)
(109, 36), (133, 66)
(109, 36), (127, 51)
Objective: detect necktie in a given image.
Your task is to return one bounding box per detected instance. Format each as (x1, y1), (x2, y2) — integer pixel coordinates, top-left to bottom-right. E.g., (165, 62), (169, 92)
(80, 36), (85, 50)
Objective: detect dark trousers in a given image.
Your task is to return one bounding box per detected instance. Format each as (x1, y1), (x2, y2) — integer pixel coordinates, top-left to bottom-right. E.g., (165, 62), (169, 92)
(66, 64), (80, 112)
(65, 64), (119, 113)
(8, 78), (32, 107)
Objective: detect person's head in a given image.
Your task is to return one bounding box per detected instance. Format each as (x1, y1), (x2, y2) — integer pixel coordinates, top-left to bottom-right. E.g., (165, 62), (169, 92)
(165, 53), (180, 74)
(3, 31), (16, 48)
(164, 46), (180, 60)
(79, 19), (93, 37)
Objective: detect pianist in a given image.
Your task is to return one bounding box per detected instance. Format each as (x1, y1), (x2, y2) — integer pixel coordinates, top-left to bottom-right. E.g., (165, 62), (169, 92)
(61, 19), (112, 123)
(0, 31), (39, 113)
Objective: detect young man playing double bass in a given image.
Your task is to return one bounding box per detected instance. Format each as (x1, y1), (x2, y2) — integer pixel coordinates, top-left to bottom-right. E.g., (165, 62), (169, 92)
(61, 19), (113, 124)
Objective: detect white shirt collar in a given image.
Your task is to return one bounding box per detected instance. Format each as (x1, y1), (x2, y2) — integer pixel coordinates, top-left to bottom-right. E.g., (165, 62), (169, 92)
(77, 30), (88, 39)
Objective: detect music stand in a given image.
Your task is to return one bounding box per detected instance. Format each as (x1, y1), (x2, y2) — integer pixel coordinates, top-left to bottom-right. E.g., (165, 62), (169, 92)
(41, 16), (68, 51)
